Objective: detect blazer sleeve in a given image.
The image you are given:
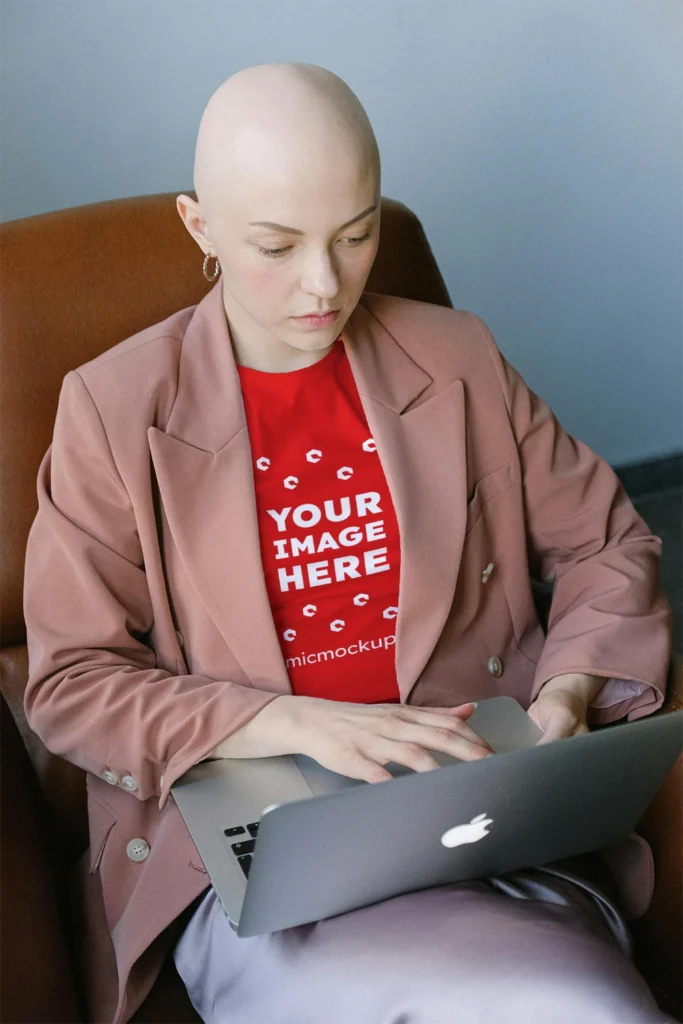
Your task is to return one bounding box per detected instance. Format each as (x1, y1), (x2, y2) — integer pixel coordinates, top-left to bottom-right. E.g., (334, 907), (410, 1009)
(466, 314), (673, 724)
(23, 370), (281, 808)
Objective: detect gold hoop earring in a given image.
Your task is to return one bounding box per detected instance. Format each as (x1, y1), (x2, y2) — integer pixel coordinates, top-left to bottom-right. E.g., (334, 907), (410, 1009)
(202, 252), (221, 282)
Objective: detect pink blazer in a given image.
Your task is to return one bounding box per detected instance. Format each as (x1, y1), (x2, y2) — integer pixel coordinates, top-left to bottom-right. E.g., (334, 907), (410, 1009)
(23, 282), (673, 1022)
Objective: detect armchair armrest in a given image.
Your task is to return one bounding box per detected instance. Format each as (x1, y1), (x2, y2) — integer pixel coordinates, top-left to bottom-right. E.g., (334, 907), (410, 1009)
(631, 652), (683, 1021)
(0, 693), (82, 1023)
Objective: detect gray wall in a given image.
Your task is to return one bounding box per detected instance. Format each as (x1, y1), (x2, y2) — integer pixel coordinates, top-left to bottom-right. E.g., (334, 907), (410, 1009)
(2, 0), (681, 467)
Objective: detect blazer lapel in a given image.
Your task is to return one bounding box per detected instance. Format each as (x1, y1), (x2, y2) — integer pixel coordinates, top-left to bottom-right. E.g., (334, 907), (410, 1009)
(343, 303), (468, 702)
(148, 282), (292, 694)
(148, 283), (468, 703)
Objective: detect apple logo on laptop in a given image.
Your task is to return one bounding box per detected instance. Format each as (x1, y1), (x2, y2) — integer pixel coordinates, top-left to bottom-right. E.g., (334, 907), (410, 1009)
(440, 812), (493, 848)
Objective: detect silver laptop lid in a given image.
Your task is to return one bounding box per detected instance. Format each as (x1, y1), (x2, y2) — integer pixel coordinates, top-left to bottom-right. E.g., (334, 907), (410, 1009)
(236, 709), (682, 936)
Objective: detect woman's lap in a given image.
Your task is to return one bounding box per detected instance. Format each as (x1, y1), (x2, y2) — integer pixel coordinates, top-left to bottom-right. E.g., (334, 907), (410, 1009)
(173, 879), (671, 1024)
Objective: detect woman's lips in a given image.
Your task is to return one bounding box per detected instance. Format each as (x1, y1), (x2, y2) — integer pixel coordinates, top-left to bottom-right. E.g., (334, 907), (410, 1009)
(293, 310), (339, 328)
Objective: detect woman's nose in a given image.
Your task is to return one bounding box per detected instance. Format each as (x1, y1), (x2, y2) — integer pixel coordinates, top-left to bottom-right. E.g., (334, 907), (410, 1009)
(300, 251), (341, 299)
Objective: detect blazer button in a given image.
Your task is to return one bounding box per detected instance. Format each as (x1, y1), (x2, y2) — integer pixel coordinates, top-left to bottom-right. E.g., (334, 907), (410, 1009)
(126, 838), (150, 862)
(481, 562), (495, 584)
(102, 769), (118, 785)
(487, 656), (504, 678)
(175, 630), (184, 648)
(121, 775), (138, 792)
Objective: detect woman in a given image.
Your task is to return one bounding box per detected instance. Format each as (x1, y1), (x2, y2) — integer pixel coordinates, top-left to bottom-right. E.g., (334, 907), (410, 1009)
(23, 63), (674, 1023)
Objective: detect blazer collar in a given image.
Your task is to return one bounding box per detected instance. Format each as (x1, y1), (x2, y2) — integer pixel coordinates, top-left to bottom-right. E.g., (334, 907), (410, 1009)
(149, 282), (467, 703)
(163, 280), (433, 452)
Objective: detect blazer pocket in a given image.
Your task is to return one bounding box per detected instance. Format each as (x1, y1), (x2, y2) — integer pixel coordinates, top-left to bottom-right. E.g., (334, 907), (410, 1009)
(465, 463), (515, 535)
(87, 791), (117, 874)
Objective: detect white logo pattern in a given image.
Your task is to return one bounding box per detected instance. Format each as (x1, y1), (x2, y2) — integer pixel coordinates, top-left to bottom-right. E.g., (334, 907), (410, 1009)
(268, 439), (376, 486)
(263, 438), (393, 648)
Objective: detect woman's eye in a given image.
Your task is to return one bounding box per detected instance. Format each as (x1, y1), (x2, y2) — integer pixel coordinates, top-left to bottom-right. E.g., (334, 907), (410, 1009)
(259, 231), (370, 258)
(344, 232), (370, 245)
(255, 245), (288, 258)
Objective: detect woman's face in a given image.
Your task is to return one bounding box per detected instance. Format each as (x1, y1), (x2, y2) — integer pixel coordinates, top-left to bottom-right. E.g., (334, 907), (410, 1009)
(200, 155), (381, 366)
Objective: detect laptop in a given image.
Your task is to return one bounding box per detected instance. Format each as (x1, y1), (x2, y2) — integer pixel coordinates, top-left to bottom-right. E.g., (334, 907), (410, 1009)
(171, 696), (683, 937)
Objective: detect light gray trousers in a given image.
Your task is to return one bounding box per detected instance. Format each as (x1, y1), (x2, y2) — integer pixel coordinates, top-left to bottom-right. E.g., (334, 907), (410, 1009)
(174, 866), (672, 1024)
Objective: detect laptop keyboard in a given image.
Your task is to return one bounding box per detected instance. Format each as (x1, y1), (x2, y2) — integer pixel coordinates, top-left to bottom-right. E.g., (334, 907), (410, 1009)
(223, 821), (259, 878)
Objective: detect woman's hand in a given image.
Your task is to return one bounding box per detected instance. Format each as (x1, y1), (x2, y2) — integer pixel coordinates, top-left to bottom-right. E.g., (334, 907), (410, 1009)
(527, 672), (604, 744)
(211, 695), (494, 782)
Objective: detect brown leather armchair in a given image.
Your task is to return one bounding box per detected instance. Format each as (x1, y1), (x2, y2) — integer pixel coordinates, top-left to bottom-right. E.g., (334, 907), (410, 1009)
(1, 193), (681, 1023)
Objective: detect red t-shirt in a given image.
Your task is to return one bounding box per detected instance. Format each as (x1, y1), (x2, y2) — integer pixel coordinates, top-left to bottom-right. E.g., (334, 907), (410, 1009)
(237, 338), (401, 703)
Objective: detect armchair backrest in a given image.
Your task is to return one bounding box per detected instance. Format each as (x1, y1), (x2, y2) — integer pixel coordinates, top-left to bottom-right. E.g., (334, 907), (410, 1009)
(0, 193), (452, 858)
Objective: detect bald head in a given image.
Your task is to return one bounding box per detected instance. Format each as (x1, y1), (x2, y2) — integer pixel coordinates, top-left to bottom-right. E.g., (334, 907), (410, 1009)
(193, 63), (380, 221)
(178, 63), (381, 372)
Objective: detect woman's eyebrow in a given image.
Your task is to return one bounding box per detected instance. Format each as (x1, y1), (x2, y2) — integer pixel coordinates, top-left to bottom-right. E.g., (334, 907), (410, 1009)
(247, 203), (378, 235)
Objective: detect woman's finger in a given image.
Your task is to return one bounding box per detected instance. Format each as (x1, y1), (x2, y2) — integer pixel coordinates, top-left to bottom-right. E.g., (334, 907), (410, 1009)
(385, 708), (491, 749)
(380, 720), (492, 762)
(534, 705), (580, 745)
(435, 702), (478, 719)
(445, 702), (478, 716)
(372, 741), (443, 774)
(391, 706), (494, 752)
(377, 701), (477, 720)
(337, 750), (394, 784)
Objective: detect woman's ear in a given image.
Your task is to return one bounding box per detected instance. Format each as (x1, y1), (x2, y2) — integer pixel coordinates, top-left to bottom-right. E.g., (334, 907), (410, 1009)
(176, 194), (211, 252)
